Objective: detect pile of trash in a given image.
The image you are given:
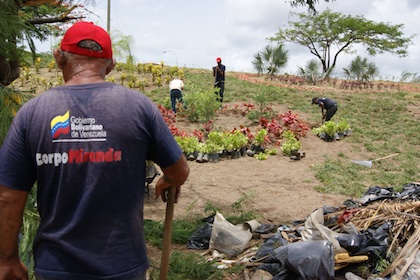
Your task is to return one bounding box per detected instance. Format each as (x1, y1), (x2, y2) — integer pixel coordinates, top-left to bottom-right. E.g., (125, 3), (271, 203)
(187, 182), (420, 280)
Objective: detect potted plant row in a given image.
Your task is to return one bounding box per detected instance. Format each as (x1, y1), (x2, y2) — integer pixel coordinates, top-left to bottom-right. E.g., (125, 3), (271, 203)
(175, 130), (251, 163)
(246, 129), (268, 156)
(312, 119), (352, 142)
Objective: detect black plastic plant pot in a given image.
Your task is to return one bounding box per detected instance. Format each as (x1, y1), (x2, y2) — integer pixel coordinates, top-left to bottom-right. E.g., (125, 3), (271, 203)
(211, 153), (219, 163)
(324, 134), (335, 142)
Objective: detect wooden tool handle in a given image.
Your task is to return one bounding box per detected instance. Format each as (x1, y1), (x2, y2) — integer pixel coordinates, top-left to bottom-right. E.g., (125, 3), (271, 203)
(372, 153), (399, 162)
(160, 186), (176, 280)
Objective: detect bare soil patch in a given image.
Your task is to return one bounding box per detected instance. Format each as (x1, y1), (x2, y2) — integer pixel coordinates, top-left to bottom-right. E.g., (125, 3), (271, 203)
(144, 102), (357, 224)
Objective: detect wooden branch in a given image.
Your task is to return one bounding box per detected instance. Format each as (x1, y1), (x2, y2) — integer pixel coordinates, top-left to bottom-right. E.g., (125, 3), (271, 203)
(28, 16), (79, 25)
(21, 0), (56, 6)
(24, 4), (83, 25)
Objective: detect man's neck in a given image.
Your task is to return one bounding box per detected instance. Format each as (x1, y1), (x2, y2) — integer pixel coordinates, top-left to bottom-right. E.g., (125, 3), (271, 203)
(65, 73), (106, 85)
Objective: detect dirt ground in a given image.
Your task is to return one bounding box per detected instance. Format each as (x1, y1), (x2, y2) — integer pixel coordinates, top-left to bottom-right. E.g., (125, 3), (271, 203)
(143, 102), (362, 279)
(143, 102), (355, 225)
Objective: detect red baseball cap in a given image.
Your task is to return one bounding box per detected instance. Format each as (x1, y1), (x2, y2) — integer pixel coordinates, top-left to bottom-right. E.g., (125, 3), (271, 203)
(60, 21), (112, 59)
(216, 57), (221, 62)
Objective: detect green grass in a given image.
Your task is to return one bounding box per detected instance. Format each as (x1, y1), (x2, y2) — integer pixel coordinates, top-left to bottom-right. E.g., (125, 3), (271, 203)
(145, 70), (419, 198)
(148, 250), (244, 280)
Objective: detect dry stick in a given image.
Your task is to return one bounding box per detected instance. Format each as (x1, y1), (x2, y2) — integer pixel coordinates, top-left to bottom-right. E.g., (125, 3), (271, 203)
(381, 224), (420, 278)
(364, 200), (386, 230)
(365, 205), (420, 221)
(160, 186), (177, 280)
(388, 221), (405, 256)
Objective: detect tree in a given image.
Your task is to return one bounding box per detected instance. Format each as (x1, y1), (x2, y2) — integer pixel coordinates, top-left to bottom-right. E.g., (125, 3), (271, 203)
(270, 9), (414, 78)
(297, 59), (324, 85)
(343, 55), (379, 82)
(400, 71), (420, 83)
(112, 30), (137, 72)
(0, 0), (88, 86)
(252, 44), (288, 76)
(251, 54), (264, 75)
(288, 0), (335, 13)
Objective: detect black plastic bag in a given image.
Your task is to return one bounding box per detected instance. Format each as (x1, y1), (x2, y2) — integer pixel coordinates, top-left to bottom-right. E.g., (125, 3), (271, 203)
(255, 223), (277, 234)
(186, 215), (214, 250)
(336, 222), (389, 261)
(254, 233), (288, 260)
(358, 186), (394, 205)
(400, 182), (420, 199)
(259, 240), (335, 280)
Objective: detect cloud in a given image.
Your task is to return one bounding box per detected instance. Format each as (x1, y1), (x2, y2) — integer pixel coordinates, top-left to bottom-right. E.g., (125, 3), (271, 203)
(34, 0), (419, 79)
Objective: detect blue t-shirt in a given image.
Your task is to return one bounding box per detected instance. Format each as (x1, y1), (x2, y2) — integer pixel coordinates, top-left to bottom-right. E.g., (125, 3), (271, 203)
(316, 98), (337, 110)
(0, 82), (182, 279)
(213, 64), (226, 82)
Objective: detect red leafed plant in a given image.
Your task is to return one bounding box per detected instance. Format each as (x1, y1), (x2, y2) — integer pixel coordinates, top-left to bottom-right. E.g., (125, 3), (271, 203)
(192, 129), (205, 142)
(258, 117), (284, 141)
(266, 119), (284, 138)
(241, 102), (255, 116)
(276, 111), (309, 139)
(239, 125), (253, 144)
(157, 104), (176, 126)
(203, 120), (214, 134)
(169, 124), (188, 137)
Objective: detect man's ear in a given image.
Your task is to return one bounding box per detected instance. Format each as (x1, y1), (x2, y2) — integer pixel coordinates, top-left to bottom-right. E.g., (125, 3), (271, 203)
(106, 58), (116, 75)
(53, 49), (65, 70)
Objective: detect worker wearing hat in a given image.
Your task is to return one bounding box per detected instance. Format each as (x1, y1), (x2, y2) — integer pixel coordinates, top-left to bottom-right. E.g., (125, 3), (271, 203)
(0, 21), (189, 280)
(311, 97), (338, 123)
(213, 57), (226, 103)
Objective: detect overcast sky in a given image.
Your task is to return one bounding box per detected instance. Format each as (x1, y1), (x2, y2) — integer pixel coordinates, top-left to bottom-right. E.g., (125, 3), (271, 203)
(37, 0), (420, 80)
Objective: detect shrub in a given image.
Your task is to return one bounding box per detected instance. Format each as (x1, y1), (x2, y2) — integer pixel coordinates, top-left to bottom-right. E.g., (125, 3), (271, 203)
(183, 86), (220, 122)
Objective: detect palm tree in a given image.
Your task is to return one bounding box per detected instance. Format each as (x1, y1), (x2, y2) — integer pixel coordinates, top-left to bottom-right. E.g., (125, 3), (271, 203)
(297, 59), (324, 84)
(343, 55), (379, 82)
(251, 53), (264, 75)
(400, 71), (420, 83)
(252, 44), (288, 76)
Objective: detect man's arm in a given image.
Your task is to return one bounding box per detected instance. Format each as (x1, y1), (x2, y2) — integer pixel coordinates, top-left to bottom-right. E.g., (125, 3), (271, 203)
(154, 155), (189, 203)
(319, 102), (325, 117)
(0, 185), (29, 279)
(220, 66), (225, 76)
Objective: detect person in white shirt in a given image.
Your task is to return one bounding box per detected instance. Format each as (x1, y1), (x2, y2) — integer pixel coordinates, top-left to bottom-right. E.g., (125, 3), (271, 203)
(169, 78), (184, 113)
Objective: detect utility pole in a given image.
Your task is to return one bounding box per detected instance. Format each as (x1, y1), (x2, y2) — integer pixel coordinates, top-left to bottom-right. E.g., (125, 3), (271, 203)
(163, 50), (178, 67)
(107, 0), (111, 33)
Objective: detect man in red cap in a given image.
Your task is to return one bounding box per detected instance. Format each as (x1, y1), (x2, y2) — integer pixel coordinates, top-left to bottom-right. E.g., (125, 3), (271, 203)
(0, 21), (189, 280)
(213, 57), (226, 104)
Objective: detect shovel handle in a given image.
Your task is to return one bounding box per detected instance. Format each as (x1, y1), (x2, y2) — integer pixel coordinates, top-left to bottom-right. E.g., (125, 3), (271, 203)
(372, 153), (399, 162)
(160, 186), (177, 280)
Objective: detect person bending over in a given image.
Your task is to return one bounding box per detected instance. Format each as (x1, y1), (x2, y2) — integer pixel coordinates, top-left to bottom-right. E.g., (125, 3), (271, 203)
(312, 97), (338, 122)
(169, 78), (184, 113)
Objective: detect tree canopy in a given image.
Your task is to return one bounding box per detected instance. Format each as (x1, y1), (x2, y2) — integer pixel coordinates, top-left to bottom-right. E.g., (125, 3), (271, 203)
(0, 0), (89, 86)
(270, 9), (414, 76)
(252, 44), (288, 76)
(288, 0), (334, 13)
(343, 55), (379, 82)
